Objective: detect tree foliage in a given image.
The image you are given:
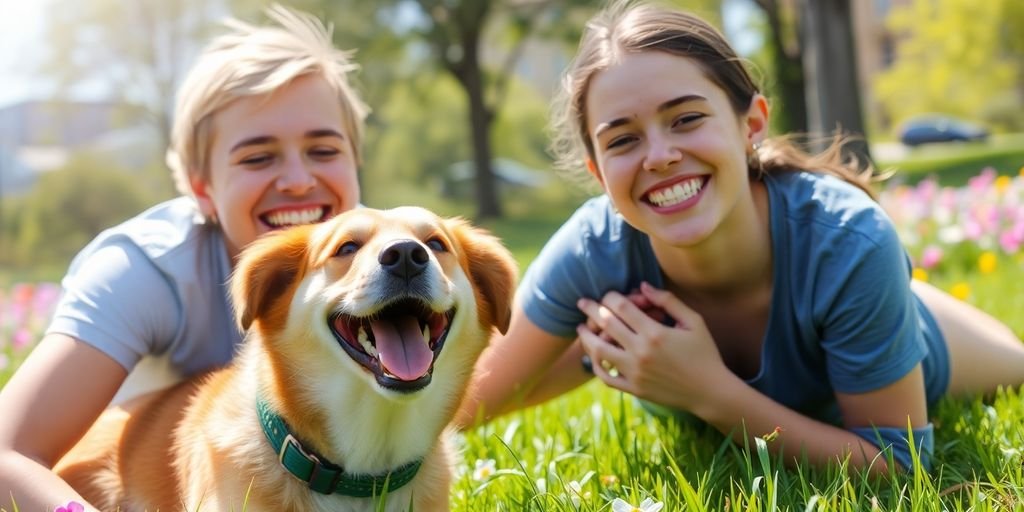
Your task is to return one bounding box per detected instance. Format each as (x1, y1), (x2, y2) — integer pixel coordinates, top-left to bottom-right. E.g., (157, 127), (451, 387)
(874, 0), (1022, 132)
(39, 0), (219, 148)
(11, 154), (155, 267)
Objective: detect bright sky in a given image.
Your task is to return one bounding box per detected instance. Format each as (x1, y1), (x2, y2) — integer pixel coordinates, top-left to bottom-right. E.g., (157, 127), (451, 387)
(0, 0), (52, 108)
(0, 0), (761, 110)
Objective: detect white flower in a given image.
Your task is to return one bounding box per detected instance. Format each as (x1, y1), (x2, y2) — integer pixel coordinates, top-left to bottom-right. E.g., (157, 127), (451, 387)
(565, 480), (591, 508)
(611, 497), (664, 512)
(535, 477), (547, 493)
(472, 458), (496, 481)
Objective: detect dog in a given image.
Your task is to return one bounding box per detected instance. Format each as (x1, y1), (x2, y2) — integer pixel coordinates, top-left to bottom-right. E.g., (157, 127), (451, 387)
(54, 206), (517, 511)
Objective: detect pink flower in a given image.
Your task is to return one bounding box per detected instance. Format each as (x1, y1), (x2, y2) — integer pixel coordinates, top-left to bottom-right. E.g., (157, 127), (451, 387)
(999, 225), (1023, 254)
(968, 167), (997, 194)
(32, 282), (62, 317)
(920, 245), (943, 269)
(12, 327), (33, 350)
(55, 501), (85, 512)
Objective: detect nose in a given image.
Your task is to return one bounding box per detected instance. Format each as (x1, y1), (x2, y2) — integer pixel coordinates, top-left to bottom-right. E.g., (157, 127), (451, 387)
(378, 240), (429, 280)
(276, 156), (317, 194)
(642, 132), (682, 172)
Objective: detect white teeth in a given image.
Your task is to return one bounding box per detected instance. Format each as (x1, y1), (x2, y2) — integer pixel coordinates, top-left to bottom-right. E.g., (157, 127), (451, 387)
(422, 324), (430, 342)
(648, 178), (703, 207)
(264, 207), (324, 227)
(358, 327), (377, 357)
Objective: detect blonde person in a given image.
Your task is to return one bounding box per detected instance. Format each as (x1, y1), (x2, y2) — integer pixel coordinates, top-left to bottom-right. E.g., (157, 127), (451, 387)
(0, 6), (369, 509)
(459, 0), (1024, 474)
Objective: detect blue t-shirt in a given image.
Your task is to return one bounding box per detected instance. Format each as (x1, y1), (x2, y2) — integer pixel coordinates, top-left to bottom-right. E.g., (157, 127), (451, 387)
(519, 171), (947, 470)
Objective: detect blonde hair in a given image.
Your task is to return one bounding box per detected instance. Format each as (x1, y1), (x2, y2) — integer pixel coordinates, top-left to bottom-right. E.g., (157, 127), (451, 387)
(166, 4), (370, 197)
(549, 0), (875, 198)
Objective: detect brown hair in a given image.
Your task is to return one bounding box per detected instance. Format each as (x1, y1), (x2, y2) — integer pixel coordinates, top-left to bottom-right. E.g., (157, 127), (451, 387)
(549, 0), (876, 198)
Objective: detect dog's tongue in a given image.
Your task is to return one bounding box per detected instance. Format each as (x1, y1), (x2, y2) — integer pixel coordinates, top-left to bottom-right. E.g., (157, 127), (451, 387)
(371, 316), (433, 381)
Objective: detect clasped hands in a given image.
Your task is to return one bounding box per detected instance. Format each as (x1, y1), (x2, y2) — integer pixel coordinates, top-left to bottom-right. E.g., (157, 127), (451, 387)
(576, 282), (730, 412)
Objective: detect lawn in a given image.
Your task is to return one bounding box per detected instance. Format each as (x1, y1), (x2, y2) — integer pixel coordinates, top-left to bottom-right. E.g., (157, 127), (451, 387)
(877, 132), (1024, 186)
(2, 163), (1024, 511)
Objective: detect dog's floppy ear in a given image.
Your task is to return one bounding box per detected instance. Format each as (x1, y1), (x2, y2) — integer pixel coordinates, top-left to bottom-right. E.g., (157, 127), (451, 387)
(449, 218), (518, 334)
(230, 225), (314, 331)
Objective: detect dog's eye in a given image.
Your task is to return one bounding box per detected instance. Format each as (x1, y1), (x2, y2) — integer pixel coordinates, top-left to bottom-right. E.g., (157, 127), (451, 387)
(426, 238), (447, 252)
(337, 241), (360, 256)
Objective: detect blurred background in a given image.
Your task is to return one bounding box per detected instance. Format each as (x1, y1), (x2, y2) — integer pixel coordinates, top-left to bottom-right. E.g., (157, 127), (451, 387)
(1, 0), (1022, 282)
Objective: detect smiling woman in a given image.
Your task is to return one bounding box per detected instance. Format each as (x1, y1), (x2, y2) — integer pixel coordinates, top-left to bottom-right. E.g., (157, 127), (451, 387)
(460, 0), (1024, 478)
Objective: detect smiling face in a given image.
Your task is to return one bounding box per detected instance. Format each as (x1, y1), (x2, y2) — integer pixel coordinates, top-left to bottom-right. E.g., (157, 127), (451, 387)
(585, 51), (767, 248)
(192, 73), (361, 262)
(231, 207), (516, 401)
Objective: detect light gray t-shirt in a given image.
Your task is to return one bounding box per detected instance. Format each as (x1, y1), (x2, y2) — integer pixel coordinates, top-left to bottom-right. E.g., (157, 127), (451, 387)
(46, 196), (241, 400)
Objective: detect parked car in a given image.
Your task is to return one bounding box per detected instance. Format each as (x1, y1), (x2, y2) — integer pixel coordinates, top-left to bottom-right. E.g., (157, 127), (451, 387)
(898, 115), (989, 147)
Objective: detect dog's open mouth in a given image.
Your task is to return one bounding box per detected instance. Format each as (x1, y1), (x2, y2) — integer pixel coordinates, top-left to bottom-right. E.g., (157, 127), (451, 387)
(329, 298), (455, 392)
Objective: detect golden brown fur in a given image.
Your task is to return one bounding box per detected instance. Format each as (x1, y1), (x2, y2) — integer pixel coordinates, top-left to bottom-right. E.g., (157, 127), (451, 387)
(55, 207), (517, 511)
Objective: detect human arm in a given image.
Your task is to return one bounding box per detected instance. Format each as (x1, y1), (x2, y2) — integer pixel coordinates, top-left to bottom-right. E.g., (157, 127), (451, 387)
(578, 282), (929, 474)
(455, 300), (590, 429)
(0, 334), (127, 512)
(0, 239), (188, 507)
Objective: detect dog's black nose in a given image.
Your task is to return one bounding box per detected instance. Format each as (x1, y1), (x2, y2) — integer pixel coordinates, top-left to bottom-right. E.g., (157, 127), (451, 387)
(379, 240), (429, 280)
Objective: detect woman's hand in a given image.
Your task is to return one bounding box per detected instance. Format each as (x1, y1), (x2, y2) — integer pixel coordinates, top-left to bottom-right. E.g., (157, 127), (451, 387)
(576, 282), (730, 411)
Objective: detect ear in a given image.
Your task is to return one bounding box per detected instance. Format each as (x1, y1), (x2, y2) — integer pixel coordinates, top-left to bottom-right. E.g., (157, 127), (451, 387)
(744, 94), (770, 147)
(449, 218), (518, 335)
(189, 174), (217, 220)
(230, 225), (314, 331)
(585, 158), (605, 187)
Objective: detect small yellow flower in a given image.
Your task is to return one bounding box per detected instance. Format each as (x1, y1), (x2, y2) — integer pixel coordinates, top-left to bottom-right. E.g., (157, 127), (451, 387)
(912, 268), (929, 282)
(600, 474), (620, 486)
(950, 282), (971, 301)
(978, 251), (998, 274)
(995, 175), (1012, 193)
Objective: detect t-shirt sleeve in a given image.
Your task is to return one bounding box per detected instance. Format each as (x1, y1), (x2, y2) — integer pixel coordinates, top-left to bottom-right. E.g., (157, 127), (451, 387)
(849, 423), (934, 473)
(518, 217), (596, 339)
(46, 241), (181, 371)
(815, 223), (927, 394)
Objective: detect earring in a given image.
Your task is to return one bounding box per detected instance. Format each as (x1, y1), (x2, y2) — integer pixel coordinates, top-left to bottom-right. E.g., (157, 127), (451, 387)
(747, 141), (764, 178)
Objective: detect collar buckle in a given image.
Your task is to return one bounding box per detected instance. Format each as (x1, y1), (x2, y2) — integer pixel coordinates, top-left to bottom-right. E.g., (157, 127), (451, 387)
(279, 433), (319, 466)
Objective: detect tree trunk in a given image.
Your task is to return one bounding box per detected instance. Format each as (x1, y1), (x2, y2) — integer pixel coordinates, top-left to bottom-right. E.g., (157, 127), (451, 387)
(800, 0), (871, 164)
(757, 0), (808, 133)
(453, 10), (502, 221)
(463, 57), (502, 220)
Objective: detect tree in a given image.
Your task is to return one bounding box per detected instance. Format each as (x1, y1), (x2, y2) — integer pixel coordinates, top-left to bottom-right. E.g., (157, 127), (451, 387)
(403, 0), (593, 219)
(40, 0), (219, 159)
(800, 0), (870, 162)
(874, 0), (1021, 132)
(748, 0), (808, 134)
(13, 154), (155, 267)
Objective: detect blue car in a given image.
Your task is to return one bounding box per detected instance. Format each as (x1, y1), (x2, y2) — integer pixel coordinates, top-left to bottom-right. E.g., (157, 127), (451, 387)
(899, 115), (989, 147)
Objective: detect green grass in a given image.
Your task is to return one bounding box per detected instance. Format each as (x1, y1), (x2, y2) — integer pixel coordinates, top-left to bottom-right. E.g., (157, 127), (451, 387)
(444, 255), (1024, 511)
(878, 133), (1024, 186)
(4, 259), (1022, 511)
(4, 150), (1024, 510)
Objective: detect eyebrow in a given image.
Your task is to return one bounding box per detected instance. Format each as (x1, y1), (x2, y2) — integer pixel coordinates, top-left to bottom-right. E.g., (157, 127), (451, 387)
(593, 94), (708, 138)
(229, 129), (347, 153)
